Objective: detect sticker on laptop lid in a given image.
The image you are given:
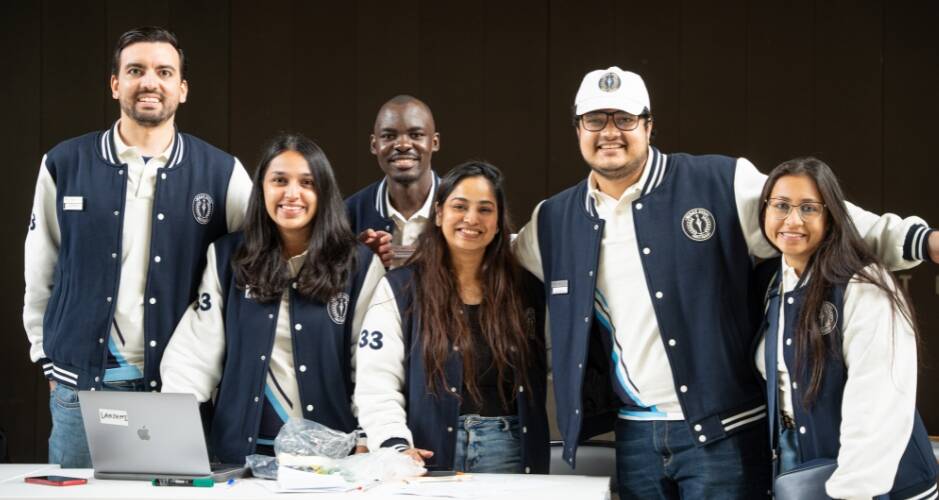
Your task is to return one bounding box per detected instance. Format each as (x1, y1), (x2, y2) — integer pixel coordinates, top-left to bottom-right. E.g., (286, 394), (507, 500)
(98, 408), (129, 427)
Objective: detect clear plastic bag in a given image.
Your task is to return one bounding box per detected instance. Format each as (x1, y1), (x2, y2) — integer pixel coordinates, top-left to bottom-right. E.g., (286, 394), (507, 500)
(274, 418), (356, 459)
(244, 453), (278, 480)
(265, 417), (425, 483)
(336, 448), (426, 483)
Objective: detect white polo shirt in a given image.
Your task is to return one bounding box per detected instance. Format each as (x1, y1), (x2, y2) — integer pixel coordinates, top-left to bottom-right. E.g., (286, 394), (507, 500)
(385, 182), (435, 267)
(106, 131), (175, 379)
(587, 159), (683, 420)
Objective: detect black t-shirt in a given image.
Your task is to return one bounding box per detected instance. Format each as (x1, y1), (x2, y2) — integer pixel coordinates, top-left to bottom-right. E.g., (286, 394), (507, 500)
(458, 304), (518, 417)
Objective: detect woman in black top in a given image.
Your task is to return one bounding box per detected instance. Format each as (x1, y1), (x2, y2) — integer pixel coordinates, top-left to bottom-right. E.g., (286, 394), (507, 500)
(354, 161), (549, 473)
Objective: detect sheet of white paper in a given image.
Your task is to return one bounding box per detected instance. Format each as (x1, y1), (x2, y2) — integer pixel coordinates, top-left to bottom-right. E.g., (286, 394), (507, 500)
(391, 476), (560, 498)
(274, 465), (356, 492)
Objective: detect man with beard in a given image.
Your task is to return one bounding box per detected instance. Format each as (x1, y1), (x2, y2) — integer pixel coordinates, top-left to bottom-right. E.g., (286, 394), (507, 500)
(346, 95), (440, 268)
(513, 67), (938, 498)
(23, 26), (252, 467)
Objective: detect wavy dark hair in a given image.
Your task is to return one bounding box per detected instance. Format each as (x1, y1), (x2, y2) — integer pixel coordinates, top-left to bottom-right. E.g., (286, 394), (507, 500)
(409, 161), (533, 409)
(232, 133), (356, 303)
(758, 157), (919, 405)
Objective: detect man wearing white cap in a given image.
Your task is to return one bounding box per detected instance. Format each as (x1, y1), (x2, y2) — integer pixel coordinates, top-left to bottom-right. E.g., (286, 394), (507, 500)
(513, 66), (938, 498)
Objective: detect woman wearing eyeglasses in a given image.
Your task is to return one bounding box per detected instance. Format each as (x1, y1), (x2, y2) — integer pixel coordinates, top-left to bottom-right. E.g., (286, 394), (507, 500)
(354, 161), (549, 474)
(754, 157), (937, 499)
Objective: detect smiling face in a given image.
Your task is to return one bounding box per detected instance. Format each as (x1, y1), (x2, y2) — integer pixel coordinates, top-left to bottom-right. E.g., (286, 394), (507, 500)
(110, 42), (188, 128)
(576, 108), (651, 182)
(435, 175), (499, 257)
(263, 150), (318, 244)
(764, 174), (828, 274)
(370, 101), (440, 185)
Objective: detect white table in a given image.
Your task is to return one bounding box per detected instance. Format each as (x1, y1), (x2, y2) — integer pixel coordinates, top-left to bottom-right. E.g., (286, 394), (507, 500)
(0, 466), (610, 500)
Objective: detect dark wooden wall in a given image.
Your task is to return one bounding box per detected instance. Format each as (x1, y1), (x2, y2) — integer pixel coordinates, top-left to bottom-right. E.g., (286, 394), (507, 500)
(1, 0), (937, 462)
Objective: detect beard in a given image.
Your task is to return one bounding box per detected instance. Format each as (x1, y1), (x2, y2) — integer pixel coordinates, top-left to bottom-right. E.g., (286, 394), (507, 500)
(382, 158), (426, 186)
(121, 93), (178, 128)
(589, 152), (646, 182)
(387, 169), (421, 185)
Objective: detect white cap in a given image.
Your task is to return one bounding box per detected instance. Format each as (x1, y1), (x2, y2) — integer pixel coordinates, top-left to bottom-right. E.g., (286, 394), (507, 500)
(574, 66), (650, 116)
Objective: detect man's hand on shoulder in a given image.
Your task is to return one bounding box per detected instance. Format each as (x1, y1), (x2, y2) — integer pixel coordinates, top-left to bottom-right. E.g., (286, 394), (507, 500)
(359, 229), (393, 267)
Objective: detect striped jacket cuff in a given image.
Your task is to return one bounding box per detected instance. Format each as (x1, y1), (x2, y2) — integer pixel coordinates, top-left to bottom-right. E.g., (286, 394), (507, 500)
(48, 363), (80, 387)
(355, 428), (368, 448)
(39, 358), (54, 380)
(903, 225), (933, 262)
(380, 437), (409, 452)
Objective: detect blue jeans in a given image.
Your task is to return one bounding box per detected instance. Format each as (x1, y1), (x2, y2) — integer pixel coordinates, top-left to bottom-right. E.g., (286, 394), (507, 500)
(776, 426), (799, 474)
(452, 415), (522, 473)
(614, 419), (771, 500)
(48, 380), (146, 468)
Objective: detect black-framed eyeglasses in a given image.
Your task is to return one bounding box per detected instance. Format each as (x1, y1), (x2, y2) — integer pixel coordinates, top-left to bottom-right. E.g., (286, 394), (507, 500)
(765, 198), (826, 221)
(579, 111), (646, 132)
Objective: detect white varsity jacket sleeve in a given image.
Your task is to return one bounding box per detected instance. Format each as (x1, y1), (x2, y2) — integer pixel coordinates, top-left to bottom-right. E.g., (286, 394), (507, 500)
(349, 254), (386, 427)
(511, 201), (554, 373)
(160, 243), (226, 402)
(825, 269), (918, 500)
(353, 276), (412, 451)
(23, 156), (61, 371)
(734, 158), (930, 270)
(225, 158), (253, 232)
(513, 201), (545, 281)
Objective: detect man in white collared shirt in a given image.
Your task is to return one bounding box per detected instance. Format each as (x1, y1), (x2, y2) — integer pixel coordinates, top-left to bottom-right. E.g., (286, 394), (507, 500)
(23, 27), (251, 468)
(345, 95), (440, 268)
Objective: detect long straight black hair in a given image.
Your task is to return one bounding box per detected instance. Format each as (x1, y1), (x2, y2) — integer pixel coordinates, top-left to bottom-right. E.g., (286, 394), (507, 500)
(758, 157), (919, 405)
(408, 161), (535, 409)
(232, 133), (356, 302)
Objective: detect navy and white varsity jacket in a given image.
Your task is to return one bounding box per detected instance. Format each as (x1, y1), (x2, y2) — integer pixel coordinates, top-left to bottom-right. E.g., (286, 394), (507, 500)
(760, 260), (938, 500)
(355, 266), (550, 474)
(24, 126), (248, 390)
(344, 174), (439, 236)
(513, 146), (932, 468)
(162, 233), (377, 464)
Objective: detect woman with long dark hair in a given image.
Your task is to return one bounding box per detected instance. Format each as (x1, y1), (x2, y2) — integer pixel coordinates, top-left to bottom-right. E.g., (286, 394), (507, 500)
(160, 133), (383, 464)
(354, 161), (549, 474)
(754, 157), (937, 499)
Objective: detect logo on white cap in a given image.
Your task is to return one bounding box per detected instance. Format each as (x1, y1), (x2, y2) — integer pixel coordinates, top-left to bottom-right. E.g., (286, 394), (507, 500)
(598, 72), (621, 92)
(575, 66), (651, 116)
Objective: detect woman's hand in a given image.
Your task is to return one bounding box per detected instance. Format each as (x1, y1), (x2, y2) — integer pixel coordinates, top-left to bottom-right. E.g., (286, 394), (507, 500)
(401, 447), (434, 466)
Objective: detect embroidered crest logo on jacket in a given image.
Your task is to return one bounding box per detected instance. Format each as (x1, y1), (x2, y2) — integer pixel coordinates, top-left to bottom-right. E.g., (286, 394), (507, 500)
(681, 208), (715, 241)
(328, 292), (350, 324)
(192, 193), (215, 224)
(818, 301), (838, 335)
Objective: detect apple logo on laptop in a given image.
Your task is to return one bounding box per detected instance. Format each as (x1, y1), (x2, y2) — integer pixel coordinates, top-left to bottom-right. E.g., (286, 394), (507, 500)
(137, 426), (151, 441)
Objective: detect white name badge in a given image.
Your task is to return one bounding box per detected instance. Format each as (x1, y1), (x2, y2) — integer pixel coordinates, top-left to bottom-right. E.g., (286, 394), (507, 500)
(551, 280), (569, 295)
(63, 196), (84, 211)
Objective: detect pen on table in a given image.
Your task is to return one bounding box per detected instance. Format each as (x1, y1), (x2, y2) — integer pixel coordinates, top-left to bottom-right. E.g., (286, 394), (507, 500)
(152, 477), (214, 487)
(226, 478), (236, 488)
(358, 480), (380, 492)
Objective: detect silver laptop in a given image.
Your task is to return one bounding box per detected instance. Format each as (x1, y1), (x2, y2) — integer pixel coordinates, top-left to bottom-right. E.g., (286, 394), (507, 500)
(79, 391), (244, 481)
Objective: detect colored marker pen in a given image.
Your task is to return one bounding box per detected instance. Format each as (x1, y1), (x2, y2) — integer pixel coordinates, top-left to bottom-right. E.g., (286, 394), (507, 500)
(152, 477), (214, 487)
